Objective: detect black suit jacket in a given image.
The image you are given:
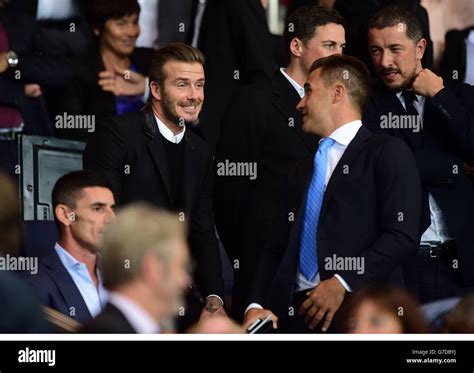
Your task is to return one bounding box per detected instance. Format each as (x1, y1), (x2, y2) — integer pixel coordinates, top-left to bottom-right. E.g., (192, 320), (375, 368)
(441, 26), (474, 87)
(58, 46), (154, 141)
(363, 83), (474, 287)
(215, 70), (318, 280)
(251, 126), (423, 319)
(83, 106), (224, 298)
(197, 0), (278, 149)
(24, 250), (92, 323)
(80, 303), (136, 333)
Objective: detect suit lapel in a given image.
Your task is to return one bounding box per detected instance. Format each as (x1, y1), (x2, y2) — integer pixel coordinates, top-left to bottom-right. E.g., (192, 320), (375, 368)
(319, 126), (373, 220)
(142, 107), (174, 205)
(42, 252), (92, 322)
(272, 71), (319, 152)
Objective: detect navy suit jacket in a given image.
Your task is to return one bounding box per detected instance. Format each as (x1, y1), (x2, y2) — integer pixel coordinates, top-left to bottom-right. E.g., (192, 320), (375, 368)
(25, 250), (92, 324)
(251, 126), (423, 319)
(363, 83), (474, 287)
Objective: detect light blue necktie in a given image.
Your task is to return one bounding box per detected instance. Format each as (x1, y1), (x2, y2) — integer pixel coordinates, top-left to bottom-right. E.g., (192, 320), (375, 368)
(299, 137), (335, 282)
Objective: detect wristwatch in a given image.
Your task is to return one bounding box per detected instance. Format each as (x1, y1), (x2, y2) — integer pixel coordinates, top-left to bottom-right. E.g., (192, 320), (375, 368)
(6, 50), (18, 68)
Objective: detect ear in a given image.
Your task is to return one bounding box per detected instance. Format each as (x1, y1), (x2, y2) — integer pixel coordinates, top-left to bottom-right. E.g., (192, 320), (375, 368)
(415, 38), (427, 63)
(150, 81), (162, 101)
(55, 204), (73, 228)
(289, 37), (303, 58)
(332, 83), (346, 104)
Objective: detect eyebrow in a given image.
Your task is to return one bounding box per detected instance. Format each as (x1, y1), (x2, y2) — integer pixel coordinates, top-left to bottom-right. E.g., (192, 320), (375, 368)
(173, 78), (205, 82)
(89, 202), (109, 208)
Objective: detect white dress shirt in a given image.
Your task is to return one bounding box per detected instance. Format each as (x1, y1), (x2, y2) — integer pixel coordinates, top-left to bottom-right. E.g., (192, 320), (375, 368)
(54, 243), (108, 317)
(464, 30), (474, 85)
(154, 113), (186, 143)
(245, 120), (362, 314)
(36, 0), (78, 20)
(108, 292), (160, 334)
(396, 91), (453, 244)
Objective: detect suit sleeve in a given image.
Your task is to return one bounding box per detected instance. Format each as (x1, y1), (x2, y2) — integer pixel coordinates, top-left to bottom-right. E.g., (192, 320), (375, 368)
(342, 138), (422, 289)
(189, 153), (225, 298)
(83, 119), (125, 203)
(428, 85), (474, 164)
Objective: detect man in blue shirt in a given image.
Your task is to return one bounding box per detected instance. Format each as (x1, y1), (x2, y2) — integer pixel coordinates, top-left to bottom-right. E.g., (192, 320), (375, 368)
(26, 170), (116, 324)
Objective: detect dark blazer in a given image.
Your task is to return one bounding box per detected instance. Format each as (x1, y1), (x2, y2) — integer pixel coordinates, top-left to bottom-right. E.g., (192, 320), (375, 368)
(441, 26), (474, 87)
(215, 70), (319, 314)
(81, 303), (136, 333)
(83, 106), (224, 298)
(251, 126), (423, 319)
(57, 46), (154, 141)
(197, 0), (278, 149)
(24, 250), (92, 324)
(0, 271), (50, 333)
(363, 83), (474, 287)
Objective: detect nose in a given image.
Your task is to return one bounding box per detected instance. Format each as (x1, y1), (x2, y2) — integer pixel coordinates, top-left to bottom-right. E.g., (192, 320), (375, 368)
(106, 207), (116, 224)
(296, 96), (306, 112)
(187, 85), (201, 101)
(380, 50), (393, 68)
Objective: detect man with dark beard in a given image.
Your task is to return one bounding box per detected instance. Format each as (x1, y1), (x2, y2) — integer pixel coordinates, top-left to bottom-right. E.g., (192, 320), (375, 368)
(363, 5), (474, 303)
(83, 43), (226, 330)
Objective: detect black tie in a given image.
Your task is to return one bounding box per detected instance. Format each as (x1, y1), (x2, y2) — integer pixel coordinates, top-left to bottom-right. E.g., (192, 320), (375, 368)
(402, 90), (419, 117)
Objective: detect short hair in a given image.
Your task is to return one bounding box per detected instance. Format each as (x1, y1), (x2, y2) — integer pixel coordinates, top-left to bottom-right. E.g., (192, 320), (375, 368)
(283, 6), (345, 56)
(52, 170), (112, 229)
(337, 284), (429, 333)
(368, 5), (423, 42)
(87, 0), (140, 34)
(100, 203), (187, 290)
(309, 54), (371, 113)
(443, 294), (474, 333)
(0, 173), (21, 256)
(149, 43), (205, 88)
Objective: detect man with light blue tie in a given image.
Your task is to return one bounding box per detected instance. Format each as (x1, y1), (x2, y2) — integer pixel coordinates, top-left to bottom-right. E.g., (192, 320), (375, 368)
(243, 54), (423, 333)
(25, 171), (115, 324)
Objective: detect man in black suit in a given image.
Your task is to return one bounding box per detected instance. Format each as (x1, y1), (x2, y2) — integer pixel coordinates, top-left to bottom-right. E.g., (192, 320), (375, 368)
(364, 5), (474, 303)
(215, 6), (345, 320)
(441, 25), (474, 87)
(243, 54), (422, 333)
(83, 43), (226, 328)
(81, 204), (191, 333)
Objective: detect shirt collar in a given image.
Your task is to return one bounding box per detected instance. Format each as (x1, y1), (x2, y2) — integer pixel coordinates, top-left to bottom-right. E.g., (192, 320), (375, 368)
(396, 90), (425, 103)
(467, 30), (474, 44)
(154, 113), (186, 144)
(54, 242), (82, 270)
(326, 120), (362, 147)
(280, 68), (305, 98)
(108, 292), (161, 334)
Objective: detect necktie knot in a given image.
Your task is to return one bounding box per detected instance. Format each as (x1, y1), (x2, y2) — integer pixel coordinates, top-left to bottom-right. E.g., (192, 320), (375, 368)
(402, 90), (417, 106)
(317, 137), (335, 154)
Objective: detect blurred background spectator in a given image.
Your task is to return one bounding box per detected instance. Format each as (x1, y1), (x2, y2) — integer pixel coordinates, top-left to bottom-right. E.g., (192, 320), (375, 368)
(338, 285), (430, 333)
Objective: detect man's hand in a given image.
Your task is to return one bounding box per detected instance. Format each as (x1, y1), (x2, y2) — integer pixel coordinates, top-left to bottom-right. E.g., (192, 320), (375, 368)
(98, 66), (147, 96)
(25, 84), (42, 98)
(299, 277), (346, 332)
(242, 308), (278, 331)
(199, 296), (228, 320)
(412, 68), (444, 98)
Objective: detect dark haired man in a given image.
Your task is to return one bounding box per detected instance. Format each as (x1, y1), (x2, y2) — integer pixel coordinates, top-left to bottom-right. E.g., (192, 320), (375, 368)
(243, 55), (422, 333)
(84, 43), (226, 329)
(363, 5), (474, 303)
(25, 170), (115, 323)
(215, 6), (346, 319)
